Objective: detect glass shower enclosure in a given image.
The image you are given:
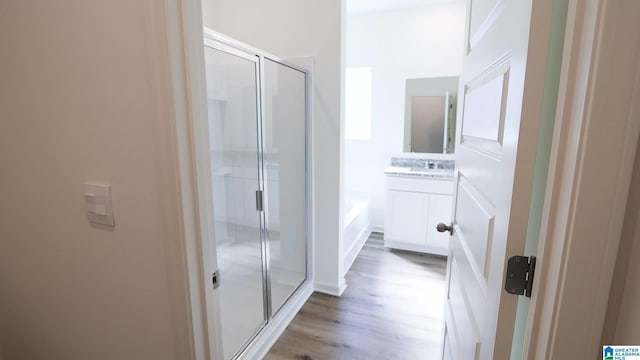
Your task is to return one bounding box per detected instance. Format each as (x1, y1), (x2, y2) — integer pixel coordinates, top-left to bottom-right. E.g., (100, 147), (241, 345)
(203, 32), (309, 359)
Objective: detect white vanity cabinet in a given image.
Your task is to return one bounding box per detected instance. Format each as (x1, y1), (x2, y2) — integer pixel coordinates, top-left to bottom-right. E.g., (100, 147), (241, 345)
(384, 175), (453, 256)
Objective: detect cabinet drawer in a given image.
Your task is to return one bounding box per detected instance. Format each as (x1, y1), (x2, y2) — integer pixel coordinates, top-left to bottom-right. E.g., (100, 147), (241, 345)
(387, 176), (454, 194)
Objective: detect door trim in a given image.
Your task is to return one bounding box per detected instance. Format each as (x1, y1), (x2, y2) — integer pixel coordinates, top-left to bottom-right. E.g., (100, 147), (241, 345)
(159, 0), (216, 359)
(524, 0), (640, 358)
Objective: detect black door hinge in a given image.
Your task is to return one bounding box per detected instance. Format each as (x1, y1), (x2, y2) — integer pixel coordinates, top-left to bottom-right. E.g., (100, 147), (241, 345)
(505, 256), (536, 298)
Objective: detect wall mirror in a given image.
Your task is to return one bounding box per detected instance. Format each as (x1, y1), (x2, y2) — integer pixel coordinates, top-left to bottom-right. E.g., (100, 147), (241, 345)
(403, 76), (459, 154)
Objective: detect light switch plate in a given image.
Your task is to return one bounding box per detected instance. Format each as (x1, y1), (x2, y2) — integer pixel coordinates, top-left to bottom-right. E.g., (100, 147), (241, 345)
(84, 183), (115, 226)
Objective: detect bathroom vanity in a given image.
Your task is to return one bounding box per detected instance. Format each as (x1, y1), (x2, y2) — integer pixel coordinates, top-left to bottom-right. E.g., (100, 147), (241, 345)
(383, 158), (454, 256)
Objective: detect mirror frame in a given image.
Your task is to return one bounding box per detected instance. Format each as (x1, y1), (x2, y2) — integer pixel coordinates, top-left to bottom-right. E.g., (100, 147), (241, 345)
(403, 76), (459, 154)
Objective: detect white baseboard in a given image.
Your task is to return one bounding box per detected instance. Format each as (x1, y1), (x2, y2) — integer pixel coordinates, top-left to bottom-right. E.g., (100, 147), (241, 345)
(343, 220), (372, 276)
(372, 225), (384, 233)
(242, 281), (313, 359)
(314, 277), (347, 297)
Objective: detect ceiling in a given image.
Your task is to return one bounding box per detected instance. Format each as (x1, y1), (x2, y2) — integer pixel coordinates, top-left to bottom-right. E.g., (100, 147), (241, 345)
(346, 0), (458, 15)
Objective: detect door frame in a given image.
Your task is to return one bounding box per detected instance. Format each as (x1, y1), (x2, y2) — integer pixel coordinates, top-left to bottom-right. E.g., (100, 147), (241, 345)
(524, 0), (640, 358)
(162, 0), (219, 358)
(159, 0), (640, 359)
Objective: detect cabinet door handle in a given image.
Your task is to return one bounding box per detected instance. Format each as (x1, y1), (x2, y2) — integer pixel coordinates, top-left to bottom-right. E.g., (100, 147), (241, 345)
(436, 222), (453, 235)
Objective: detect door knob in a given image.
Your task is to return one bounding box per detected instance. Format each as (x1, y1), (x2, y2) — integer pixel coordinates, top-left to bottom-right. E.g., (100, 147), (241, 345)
(436, 222), (453, 235)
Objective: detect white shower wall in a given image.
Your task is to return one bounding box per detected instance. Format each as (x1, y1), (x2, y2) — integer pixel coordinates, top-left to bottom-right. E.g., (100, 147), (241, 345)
(346, 1), (466, 230)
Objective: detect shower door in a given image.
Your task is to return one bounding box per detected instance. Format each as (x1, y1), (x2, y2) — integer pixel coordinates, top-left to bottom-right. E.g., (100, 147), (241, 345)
(203, 32), (309, 360)
(203, 44), (266, 360)
(262, 59), (307, 315)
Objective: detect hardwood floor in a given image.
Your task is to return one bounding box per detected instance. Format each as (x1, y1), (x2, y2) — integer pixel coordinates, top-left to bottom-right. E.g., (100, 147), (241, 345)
(266, 234), (447, 360)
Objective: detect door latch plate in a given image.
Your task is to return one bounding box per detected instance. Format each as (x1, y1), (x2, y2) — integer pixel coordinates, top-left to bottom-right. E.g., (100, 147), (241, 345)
(212, 269), (220, 290)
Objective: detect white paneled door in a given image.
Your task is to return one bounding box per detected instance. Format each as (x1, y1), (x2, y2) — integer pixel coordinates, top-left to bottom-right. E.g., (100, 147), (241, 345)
(442, 0), (553, 359)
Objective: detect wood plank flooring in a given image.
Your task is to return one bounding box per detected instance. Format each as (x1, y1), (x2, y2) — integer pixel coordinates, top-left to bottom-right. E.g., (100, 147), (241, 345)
(266, 234), (447, 360)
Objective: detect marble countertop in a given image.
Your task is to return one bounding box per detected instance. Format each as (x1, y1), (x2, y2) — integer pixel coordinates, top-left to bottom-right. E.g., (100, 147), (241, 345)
(384, 166), (454, 180)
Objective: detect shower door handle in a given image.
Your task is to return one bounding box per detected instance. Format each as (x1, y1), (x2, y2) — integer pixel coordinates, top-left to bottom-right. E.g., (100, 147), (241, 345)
(255, 190), (264, 212)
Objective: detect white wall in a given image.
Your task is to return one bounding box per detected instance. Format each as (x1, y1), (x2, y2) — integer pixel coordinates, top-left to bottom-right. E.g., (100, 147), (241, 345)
(202, 0), (346, 293)
(0, 1), (191, 359)
(345, 2), (466, 229)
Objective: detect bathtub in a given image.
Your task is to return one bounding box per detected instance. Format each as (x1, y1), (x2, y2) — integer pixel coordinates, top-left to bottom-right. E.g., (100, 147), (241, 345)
(343, 199), (372, 275)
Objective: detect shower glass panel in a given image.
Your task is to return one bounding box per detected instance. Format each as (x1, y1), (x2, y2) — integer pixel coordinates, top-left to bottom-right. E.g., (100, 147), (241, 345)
(204, 45), (265, 360)
(263, 59), (307, 314)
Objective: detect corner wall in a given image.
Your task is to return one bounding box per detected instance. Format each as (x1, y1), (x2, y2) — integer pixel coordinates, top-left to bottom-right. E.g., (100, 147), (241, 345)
(202, 0), (346, 293)
(0, 1), (190, 358)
